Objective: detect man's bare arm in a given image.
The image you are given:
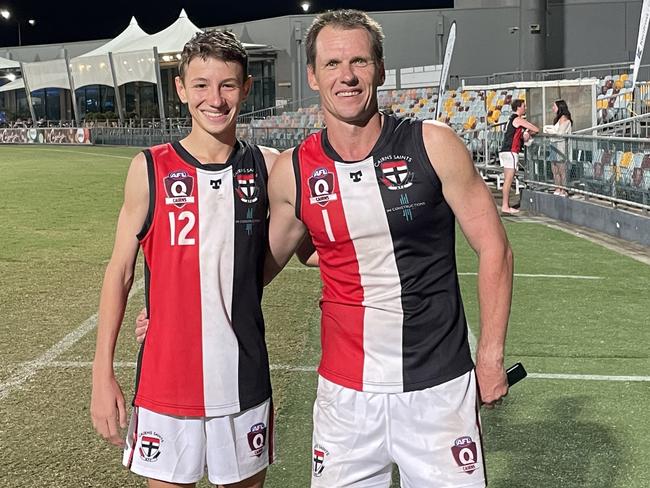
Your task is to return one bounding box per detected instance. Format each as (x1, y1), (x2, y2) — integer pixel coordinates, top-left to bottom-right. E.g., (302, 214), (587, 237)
(515, 117), (539, 133)
(265, 149), (310, 284)
(91, 152), (149, 445)
(295, 234), (319, 267)
(423, 121), (513, 407)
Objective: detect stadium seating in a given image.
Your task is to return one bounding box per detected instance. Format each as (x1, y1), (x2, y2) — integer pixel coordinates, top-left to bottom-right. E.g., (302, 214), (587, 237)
(596, 72), (634, 124)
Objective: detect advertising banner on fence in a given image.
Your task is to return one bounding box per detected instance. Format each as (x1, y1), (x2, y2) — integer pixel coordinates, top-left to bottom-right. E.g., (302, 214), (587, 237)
(0, 128), (91, 144)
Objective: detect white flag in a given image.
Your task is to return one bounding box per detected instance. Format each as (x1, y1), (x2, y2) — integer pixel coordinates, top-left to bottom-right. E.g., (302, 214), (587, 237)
(632, 0), (650, 90)
(435, 21), (456, 120)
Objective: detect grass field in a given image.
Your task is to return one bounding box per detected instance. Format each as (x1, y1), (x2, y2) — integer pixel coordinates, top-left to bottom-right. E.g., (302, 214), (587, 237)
(0, 144), (648, 488)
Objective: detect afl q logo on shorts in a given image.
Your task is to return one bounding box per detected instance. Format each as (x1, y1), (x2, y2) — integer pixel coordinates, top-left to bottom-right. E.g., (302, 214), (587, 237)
(308, 168), (338, 207)
(451, 436), (479, 474)
(247, 422), (267, 457)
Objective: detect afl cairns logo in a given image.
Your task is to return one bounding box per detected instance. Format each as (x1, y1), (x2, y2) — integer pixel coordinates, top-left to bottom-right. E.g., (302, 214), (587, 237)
(308, 168), (338, 207)
(451, 436), (480, 474)
(247, 422), (267, 457)
(164, 170), (195, 208)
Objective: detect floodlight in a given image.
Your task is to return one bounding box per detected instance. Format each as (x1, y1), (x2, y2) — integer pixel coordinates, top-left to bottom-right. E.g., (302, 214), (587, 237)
(300, 2), (310, 13)
(0, 9), (10, 20)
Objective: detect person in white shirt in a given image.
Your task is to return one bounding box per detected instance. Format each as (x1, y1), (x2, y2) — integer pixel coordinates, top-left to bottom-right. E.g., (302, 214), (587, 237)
(543, 99), (573, 196)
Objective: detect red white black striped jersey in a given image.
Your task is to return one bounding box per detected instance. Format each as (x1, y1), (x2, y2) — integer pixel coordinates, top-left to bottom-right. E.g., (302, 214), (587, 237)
(134, 140), (271, 417)
(293, 114), (474, 393)
(500, 113), (524, 153)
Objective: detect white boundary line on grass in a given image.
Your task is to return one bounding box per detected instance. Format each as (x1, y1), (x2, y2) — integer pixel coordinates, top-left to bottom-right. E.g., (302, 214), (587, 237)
(16, 361), (650, 382)
(506, 215), (650, 266)
(0, 279), (144, 402)
(9, 146), (134, 160)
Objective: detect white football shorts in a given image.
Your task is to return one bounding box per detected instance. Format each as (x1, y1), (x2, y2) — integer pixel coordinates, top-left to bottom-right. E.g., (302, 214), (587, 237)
(123, 398), (273, 485)
(498, 151), (519, 169)
(311, 370), (485, 488)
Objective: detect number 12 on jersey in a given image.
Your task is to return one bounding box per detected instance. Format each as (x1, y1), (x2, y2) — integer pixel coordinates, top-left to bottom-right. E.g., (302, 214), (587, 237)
(168, 211), (196, 246)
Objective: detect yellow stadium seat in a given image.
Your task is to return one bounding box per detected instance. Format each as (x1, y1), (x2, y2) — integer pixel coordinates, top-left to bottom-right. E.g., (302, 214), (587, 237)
(464, 115), (477, 130)
(620, 152), (634, 168)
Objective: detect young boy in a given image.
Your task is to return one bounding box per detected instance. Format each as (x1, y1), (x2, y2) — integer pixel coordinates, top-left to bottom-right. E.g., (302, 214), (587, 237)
(90, 30), (278, 488)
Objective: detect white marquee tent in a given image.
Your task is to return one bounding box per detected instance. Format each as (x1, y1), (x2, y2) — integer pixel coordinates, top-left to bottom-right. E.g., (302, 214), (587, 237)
(117, 9), (201, 55)
(79, 16), (149, 58)
(0, 56), (20, 70)
(0, 77), (24, 93)
(0, 9), (273, 123)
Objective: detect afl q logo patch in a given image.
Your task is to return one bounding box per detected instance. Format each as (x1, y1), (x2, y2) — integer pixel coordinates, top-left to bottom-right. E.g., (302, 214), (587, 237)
(164, 170), (195, 208)
(247, 422), (267, 457)
(451, 436), (479, 474)
(308, 168), (338, 207)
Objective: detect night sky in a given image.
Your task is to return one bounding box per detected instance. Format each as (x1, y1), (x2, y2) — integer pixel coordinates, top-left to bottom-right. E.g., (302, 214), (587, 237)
(0, 0), (454, 48)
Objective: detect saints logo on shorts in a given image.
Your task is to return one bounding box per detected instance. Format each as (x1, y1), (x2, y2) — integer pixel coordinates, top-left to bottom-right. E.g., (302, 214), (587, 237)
(312, 444), (329, 477)
(451, 436), (479, 474)
(247, 422), (267, 457)
(139, 432), (163, 462)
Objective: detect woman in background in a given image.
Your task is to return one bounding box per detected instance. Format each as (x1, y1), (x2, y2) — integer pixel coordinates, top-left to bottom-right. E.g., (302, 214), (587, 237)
(544, 99), (573, 196)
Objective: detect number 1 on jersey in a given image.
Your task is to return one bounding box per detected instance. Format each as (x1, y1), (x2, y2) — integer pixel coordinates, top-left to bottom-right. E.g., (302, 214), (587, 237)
(168, 211), (196, 246)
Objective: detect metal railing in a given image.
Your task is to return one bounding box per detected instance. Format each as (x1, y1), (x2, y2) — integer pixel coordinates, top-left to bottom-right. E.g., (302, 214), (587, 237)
(237, 96), (320, 125)
(459, 121), (507, 168)
(575, 112), (650, 138)
(523, 133), (650, 209)
(238, 125), (321, 151)
(462, 61), (650, 87)
(91, 127), (190, 146)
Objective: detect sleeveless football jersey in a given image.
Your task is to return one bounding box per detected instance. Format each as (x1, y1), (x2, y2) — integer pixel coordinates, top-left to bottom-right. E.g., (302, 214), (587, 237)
(134, 140), (271, 417)
(293, 114), (474, 393)
(500, 113), (524, 153)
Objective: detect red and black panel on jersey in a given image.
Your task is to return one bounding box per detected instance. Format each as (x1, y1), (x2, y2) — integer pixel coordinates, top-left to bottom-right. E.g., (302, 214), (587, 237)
(500, 113), (524, 153)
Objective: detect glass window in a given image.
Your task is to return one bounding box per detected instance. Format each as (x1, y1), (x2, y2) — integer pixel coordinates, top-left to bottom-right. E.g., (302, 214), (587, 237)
(45, 88), (61, 120)
(85, 86), (99, 113)
(139, 82), (158, 118)
(241, 60), (275, 114)
(100, 86), (115, 113)
(16, 90), (29, 118)
(31, 89), (45, 119)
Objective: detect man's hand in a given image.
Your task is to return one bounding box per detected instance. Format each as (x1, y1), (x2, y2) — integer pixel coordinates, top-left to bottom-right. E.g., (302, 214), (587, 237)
(90, 374), (127, 447)
(475, 359), (508, 409)
(135, 308), (148, 344)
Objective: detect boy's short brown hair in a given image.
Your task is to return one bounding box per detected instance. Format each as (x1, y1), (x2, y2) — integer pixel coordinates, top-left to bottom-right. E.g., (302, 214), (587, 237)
(178, 30), (248, 81)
